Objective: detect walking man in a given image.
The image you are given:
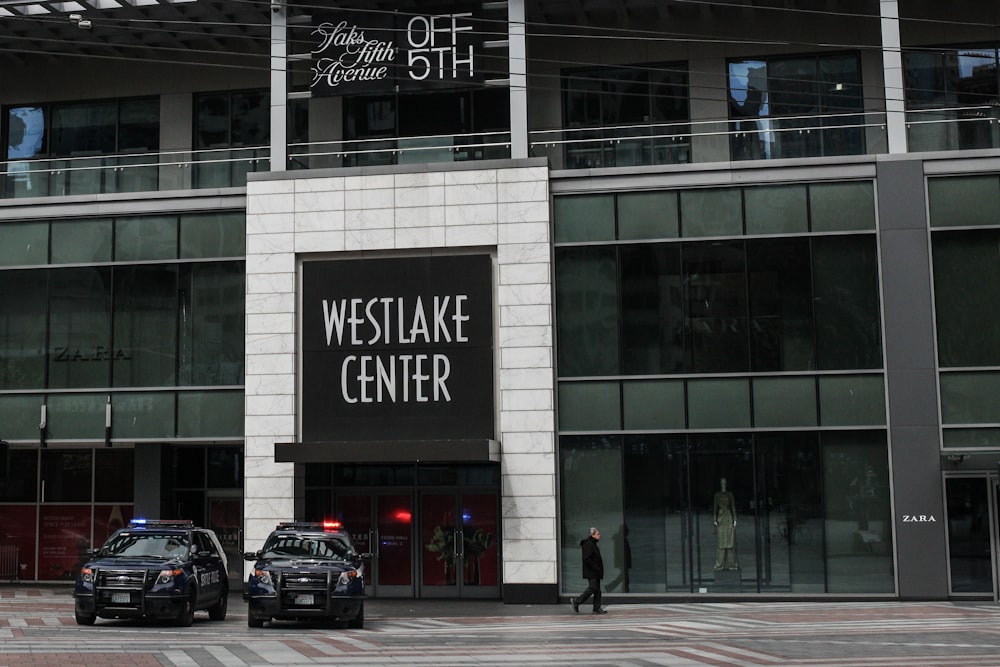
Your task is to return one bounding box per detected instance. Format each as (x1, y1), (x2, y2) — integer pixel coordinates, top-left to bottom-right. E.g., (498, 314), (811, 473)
(572, 527), (607, 614)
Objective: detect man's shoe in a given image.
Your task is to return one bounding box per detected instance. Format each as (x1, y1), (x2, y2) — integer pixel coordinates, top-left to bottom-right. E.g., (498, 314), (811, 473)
(592, 608), (608, 614)
(572, 599), (579, 613)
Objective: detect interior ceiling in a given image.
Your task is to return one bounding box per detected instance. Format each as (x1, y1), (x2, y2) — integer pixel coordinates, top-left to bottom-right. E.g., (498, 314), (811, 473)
(0, 0), (877, 66)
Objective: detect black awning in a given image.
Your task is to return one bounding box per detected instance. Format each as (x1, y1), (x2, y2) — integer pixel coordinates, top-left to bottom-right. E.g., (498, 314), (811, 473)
(274, 439), (499, 464)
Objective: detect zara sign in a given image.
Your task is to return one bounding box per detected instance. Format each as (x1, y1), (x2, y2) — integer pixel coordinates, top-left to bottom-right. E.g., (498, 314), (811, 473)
(310, 5), (487, 96)
(301, 255), (494, 442)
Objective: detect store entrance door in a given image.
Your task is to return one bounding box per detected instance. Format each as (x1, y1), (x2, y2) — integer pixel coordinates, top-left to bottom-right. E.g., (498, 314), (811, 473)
(335, 490), (500, 599)
(207, 494), (243, 588)
(944, 475), (1000, 599)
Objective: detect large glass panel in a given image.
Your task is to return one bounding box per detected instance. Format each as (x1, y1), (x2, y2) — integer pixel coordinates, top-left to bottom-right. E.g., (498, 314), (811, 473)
(558, 381), (620, 431)
(94, 449), (134, 502)
(619, 244), (683, 374)
(752, 377), (817, 427)
(0, 394), (44, 440)
(180, 212), (246, 259)
(812, 235), (881, 370)
(117, 98), (160, 152)
(0, 449), (38, 501)
(555, 247), (619, 376)
(46, 393), (107, 440)
(822, 431), (893, 593)
(115, 216), (178, 261)
(940, 372), (1000, 424)
(680, 188), (742, 237)
(377, 494), (413, 587)
(113, 265), (178, 387)
(38, 504), (91, 580)
(688, 378), (751, 429)
(933, 229), (1000, 367)
(207, 446), (243, 489)
(178, 262), (245, 386)
(560, 436), (624, 594)
(47, 267), (112, 389)
(40, 449), (91, 502)
(461, 493), (499, 588)
(943, 428), (1000, 449)
(729, 60), (772, 161)
(809, 181), (876, 232)
(111, 391), (175, 439)
(747, 237), (814, 371)
(0, 269), (47, 390)
(622, 380), (685, 430)
(929, 176), (1000, 228)
(196, 94), (230, 148)
(818, 374), (885, 426)
(0, 504), (37, 579)
(744, 185), (807, 235)
(0, 222), (48, 266)
(621, 435), (687, 593)
(553, 195), (615, 243)
(617, 191), (678, 240)
(945, 477), (992, 594)
(50, 219), (112, 264)
(683, 241), (748, 372)
(177, 390), (243, 438)
(51, 101), (115, 155)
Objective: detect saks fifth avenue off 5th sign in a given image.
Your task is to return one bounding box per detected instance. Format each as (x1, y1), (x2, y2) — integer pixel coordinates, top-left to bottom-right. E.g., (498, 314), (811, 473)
(301, 255), (494, 442)
(310, 6), (487, 96)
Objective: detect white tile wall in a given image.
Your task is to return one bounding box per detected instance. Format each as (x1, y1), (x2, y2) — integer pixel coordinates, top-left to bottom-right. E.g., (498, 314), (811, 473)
(244, 161), (557, 589)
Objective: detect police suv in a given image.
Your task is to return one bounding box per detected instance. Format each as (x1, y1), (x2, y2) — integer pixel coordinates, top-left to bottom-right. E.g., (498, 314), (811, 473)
(243, 521), (368, 628)
(73, 519), (228, 626)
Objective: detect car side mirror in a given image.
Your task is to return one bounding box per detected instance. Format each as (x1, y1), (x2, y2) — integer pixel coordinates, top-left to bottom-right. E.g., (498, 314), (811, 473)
(85, 548), (100, 558)
(243, 550), (261, 561)
(356, 552), (374, 562)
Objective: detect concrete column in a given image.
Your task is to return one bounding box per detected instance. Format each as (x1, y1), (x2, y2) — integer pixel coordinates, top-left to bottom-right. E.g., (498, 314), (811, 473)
(508, 0), (529, 159)
(880, 1), (908, 154)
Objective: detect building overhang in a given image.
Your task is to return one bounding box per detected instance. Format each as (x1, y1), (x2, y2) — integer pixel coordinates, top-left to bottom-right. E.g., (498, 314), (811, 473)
(274, 439), (500, 464)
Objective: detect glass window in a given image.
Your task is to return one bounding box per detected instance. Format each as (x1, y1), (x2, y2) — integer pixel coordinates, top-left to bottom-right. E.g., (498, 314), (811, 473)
(47, 267), (112, 389)
(0, 222), (48, 266)
(0, 449), (38, 502)
(683, 241), (748, 372)
(40, 449), (92, 501)
(809, 181), (876, 232)
(111, 392), (175, 439)
(680, 188), (742, 237)
(619, 244), (683, 374)
(178, 262), (245, 386)
(195, 94), (232, 149)
(171, 446), (205, 488)
(933, 229), (1000, 367)
(231, 92), (270, 147)
(818, 374), (886, 426)
(558, 381), (620, 431)
(744, 185), (807, 235)
(687, 378), (751, 429)
(177, 390), (244, 438)
(946, 477), (993, 593)
(812, 235), (882, 370)
(618, 191), (678, 240)
(555, 247), (619, 376)
(94, 449), (134, 503)
(46, 393), (107, 440)
(0, 269), (47, 390)
(8, 106), (46, 159)
(747, 237), (814, 372)
(180, 212), (246, 259)
(115, 216), (178, 261)
(929, 176), (1000, 228)
(940, 372), (1000, 425)
(553, 195), (615, 243)
(622, 380), (685, 430)
(51, 101), (116, 156)
(753, 377), (817, 427)
(118, 98), (160, 152)
(0, 394), (44, 440)
(51, 219), (112, 264)
(113, 265), (178, 387)
(207, 446), (243, 488)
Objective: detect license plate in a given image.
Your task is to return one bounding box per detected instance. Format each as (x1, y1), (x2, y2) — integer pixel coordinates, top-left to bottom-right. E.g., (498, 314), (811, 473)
(111, 592), (131, 604)
(294, 594), (314, 606)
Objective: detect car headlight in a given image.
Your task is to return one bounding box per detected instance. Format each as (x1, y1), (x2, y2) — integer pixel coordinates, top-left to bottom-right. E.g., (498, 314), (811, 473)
(254, 568), (273, 586)
(337, 570), (360, 587)
(80, 567), (94, 583)
(156, 568), (183, 585)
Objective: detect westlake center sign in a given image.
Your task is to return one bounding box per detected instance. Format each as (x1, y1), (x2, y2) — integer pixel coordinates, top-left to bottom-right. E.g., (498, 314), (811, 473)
(301, 255), (494, 442)
(310, 6), (488, 96)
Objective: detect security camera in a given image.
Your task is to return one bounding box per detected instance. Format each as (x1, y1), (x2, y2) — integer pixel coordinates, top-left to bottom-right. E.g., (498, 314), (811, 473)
(271, 0), (282, 13)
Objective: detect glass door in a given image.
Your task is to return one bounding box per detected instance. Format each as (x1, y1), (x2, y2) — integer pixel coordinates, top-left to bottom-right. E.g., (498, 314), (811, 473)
(945, 475), (996, 597)
(207, 494), (242, 587)
(419, 492), (500, 598)
(337, 493), (415, 598)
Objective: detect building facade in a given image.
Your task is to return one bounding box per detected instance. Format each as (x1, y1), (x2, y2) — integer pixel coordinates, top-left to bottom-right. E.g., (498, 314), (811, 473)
(1, 0), (1000, 603)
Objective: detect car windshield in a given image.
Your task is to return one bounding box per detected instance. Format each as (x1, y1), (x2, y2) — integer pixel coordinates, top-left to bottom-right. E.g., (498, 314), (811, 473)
(102, 532), (190, 558)
(261, 535), (353, 561)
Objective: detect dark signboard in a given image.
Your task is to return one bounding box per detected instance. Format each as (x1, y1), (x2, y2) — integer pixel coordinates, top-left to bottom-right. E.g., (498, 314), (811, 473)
(310, 5), (489, 96)
(302, 255), (494, 442)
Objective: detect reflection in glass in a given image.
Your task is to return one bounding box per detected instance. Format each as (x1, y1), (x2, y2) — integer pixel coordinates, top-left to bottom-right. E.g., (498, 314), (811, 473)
(946, 477), (993, 593)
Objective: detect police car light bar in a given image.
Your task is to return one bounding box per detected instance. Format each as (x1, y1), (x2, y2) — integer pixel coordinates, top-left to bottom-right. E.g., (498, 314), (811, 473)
(129, 519), (194, 528)
(276, 521), (343, 531)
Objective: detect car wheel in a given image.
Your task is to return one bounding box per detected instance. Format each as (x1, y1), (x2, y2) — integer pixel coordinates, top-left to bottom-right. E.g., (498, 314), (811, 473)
(208, 586), (228, 621)
(175, 591), (196, 627)
(74, 610), (96, 626)
(347, 602), (364, 629)
(248, 615), (266, 628)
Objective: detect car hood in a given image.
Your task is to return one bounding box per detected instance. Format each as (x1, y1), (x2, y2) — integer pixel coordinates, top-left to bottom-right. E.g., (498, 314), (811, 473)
(84, 556), (185, 569)
(255, 557), (356, 571)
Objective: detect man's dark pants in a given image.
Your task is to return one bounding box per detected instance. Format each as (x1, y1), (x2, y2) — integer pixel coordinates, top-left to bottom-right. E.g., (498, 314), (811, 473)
(576, 577), (602, 610)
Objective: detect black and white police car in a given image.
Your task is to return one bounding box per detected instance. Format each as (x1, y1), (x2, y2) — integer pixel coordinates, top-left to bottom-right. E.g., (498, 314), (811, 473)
(243, 521), (368, 628)
(73, 519), (229, 626)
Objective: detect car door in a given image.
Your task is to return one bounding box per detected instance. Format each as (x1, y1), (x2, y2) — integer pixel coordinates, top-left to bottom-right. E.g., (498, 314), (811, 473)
(192, 530), (225, 606)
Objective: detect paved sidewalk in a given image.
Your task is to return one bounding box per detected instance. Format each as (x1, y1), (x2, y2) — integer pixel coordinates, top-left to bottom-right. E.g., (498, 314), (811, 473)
(3, 586), (1000, 666)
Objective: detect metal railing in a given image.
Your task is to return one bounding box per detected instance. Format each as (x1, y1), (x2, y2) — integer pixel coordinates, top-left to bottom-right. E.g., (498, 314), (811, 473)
(287, 130), (512, 170)
(906, 104), (1000, 153)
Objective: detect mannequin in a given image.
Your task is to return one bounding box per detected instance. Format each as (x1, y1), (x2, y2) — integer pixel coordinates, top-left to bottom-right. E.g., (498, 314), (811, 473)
(713, 477), (739, 571)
